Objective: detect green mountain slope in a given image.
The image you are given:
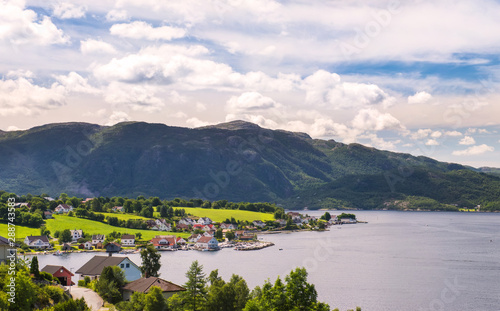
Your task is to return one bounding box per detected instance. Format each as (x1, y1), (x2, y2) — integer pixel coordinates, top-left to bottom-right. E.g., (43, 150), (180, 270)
(0, 121), (499, 210)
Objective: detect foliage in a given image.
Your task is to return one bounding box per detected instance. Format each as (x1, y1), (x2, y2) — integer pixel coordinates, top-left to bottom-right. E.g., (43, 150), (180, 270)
(30, 256), (40, 278)
(144, 286), (169, 311)
(180, 260), (207, 311)
(95, 266), (126, 304)
(140, 245), (161, 278)
(58, 229), (72, 244)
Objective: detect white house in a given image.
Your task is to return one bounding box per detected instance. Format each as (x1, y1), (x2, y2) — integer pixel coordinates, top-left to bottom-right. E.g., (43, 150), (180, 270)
(24, 235), (51, 249)
(203, 224), (215, 232)
(76, 256), (141, 281)
(54, 204), (73, 214)
(178, 218), (195, 226)
(197, 217), (212, 225)
(220, 223), (237, 230)
(83, 241), (93, 250)
(253, 220), (266, 228)
(151, 219), (171, 231)
(112, 206), (124, 212)
(188, 234), (202, 243)
(196, 236), (219, 250)
(70, 229), (83, 241)
(176, 237), (187, 245)
(151, 236), (176, 250)
(121, 234), (135, 246)
(275, 219), (287, 226)
(203, 231), (214, 238)
(92, 234), (105, 245)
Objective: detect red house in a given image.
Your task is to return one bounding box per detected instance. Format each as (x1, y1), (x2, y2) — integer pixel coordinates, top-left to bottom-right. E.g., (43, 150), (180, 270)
(41, 265), (74, 286)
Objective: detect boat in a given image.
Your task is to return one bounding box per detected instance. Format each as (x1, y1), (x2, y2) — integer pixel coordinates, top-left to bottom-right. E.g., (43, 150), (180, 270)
(279, 248), (283, 251)
(53, 250), (63, 256)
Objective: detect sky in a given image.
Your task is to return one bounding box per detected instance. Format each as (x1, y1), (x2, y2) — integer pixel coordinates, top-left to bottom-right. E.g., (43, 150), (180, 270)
(1, 0), (500, 168)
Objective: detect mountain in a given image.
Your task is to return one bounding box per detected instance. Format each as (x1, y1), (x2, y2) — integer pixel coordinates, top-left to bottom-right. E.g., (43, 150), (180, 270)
(1, 121), (499, 210)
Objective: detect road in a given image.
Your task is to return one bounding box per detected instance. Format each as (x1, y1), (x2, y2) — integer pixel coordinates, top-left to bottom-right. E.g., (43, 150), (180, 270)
(67, 286), (104, 311)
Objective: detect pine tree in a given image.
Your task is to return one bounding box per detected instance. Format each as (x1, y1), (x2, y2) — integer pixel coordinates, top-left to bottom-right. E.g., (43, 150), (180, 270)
(182, 260), (207, 311)
(140, 245), (161, 278)
(30, 256), (40, 278)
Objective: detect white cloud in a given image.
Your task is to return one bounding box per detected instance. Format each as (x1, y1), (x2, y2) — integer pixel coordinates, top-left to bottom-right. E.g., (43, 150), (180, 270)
(459, 136), (476, 145)
(226, 92), (278, 113)
(53, 72), (100, 94)
(430, 131), (442, 138)
(410, 129), (432, 140)
(452, 144), (494, 156)
(186, 117), (211, 128)
(425, 139), (440, 146)
(80, 39), (117, 55)
(110, 21), (186, 40)
(195, 102), (207, 112)
(351, 108), (403, 131)
(106, 9), (128, 22)
(444, 131), (462, 137)
(105, 111), (131, 126)
(104, 82), (164, 112)
(173, 111), (187, 118)
(408, 91), (432, 104)
(0, 77), (65, 116)
(53, 3), (86, 19)
(0, 1), (69, 45)
(7, 125), (20, 131)
(302, 70), (394, 109)
(6, 69), (34, 79)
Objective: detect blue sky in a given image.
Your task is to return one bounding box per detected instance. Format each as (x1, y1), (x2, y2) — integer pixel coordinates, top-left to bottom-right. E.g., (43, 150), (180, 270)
(1, 0), (500, 167)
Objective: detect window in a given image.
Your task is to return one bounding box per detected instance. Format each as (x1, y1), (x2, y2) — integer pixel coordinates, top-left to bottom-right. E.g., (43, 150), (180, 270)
(126, 263), (130, 268)
(120, 264), (124, 268)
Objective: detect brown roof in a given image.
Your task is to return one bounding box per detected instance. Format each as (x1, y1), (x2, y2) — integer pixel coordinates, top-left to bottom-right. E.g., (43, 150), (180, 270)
(76, 255), (128, 276)
(41, 265), (74, 276)
(197, 236), (215, 243)
(121, 234), (135, 239)
(123, 277), (185, 293)
(25, 235), (50, 243)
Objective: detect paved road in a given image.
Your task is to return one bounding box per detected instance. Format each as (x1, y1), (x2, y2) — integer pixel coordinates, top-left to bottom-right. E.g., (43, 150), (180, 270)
(68, 286), (104, 311)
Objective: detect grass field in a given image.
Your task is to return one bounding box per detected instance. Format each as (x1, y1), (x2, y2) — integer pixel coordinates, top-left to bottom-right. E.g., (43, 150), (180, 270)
(100, 212), (149, 221)
(1, 215), (189, 242)
(168, 207), (275, 222)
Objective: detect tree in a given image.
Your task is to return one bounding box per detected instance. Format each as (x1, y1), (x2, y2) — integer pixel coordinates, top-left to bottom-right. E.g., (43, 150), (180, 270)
(30, 256), (40, 278)
(59, 229), (72, 244)
(136, 232), (142, 240)
(160, 205), (168, 218)
(141, 206), (154, 218)
(226, 231), (235, 241)
(140, 245), (161, 278)
(181, 260), (207, 311)
(206, 271), (250, 311)
(144, 286), (169, 311)
(40, 225), (51, 237)
(215, 229), (223, 240)
(95, 266), (126, 303)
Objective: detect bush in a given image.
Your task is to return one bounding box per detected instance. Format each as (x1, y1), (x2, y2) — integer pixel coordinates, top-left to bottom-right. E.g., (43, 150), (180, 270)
(78, 280), (86, 287)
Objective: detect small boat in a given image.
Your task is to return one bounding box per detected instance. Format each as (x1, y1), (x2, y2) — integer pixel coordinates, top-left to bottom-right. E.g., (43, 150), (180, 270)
(279, 248), (283, 251)
(53, 250), (63, 256)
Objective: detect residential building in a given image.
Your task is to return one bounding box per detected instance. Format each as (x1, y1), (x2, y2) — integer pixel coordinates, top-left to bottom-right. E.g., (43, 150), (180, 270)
(70, 229), (83, 242)
(54, 204), (73, 214)
(253, 220), (266, 228)
(151, 236), (176, 250)
(0, 236), (17, 264)
(176, 237), (186, 245)
(41, 265), (74, 286)
(122, 277), (186, 301)
(76, 255), (141, 281)
(176, 223), (190, 231)
(188, 234), (202, 243)
(196, 236), (219, 250)
(105, 242), (122, 253)
(24, 235), (51, 249)
(220, 223), (237, 230)
(121, 234), (135, 246)
(147, 219), (171, 231)
(275, 219), (286, 226)
(92, 234), (105, 246)
(44, 211), (53, 219)
(112, 206), (124, 212)
(178, 218), (195, 226)
(197, 217), (212, 225)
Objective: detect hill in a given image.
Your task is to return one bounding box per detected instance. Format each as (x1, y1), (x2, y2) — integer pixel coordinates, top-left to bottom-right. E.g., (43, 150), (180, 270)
(1, 121), (499, 210)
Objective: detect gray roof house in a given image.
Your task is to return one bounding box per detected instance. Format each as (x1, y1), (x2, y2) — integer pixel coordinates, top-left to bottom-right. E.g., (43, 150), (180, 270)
(122, 276), (186, 301)
(76, 255), (141, 281)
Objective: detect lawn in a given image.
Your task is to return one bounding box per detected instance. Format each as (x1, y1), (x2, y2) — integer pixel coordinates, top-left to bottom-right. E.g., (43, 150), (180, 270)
(167, 207), (275, 222)
(100, 212), (149, 221)
(1, 215), (189, 242)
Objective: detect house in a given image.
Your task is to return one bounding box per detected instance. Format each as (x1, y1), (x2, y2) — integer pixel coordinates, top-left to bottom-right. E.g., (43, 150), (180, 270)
(44, 210), (53, 219)
(122, 277), (186, 301)
(105, 242), (122, 253)
(147, 219), (171, 231)
(176, 223), (189, 231)
(178, 218), (195, 226)
(24, 235), (51, 249)
(81, 198), (94, 204)
(92, 234), (105, 246)
(275, 219), (286, 226)
(197, 217), (212, 225)
(253, 220), (266, 228)
(54, 204), (73, 214)
(239, 235), (254, 241)
(83, 241), (93, 250)
(193, 224), (204, 230)
(176, 237), (187, 245)
(0, 236), (18, 264)
(41, 265), (74, 286)
(43, 197), (55, 201)
(196, 236), (219, 250)
(70, 229), (83, 242)
(76, 255), (141, 281)
(62, 243), (72, 251)
(203, 231), (214, 238)
(95, 242), (104, 249)
(112, 206), (124, 212)
(121, 234), (135, 246)
(151, 236), (176, 250)
(340, 218), (357, 224)
(234, 230), (245, 239)
(220, 223), (237, 230)
(14, 202), (31, 209)
(188, 234), (202, 243)
(203, 224), (215, 232)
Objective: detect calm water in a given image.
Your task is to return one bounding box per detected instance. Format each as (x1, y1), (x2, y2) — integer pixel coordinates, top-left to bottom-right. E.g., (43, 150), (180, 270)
(35, 211), (500, 311)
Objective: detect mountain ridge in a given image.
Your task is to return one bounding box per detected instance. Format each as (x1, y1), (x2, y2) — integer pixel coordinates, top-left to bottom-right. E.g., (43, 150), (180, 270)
(1, 121), (499, 210)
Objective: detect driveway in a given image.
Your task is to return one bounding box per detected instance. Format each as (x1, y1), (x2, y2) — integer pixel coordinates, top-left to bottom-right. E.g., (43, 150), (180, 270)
(67, 286), (104, 311)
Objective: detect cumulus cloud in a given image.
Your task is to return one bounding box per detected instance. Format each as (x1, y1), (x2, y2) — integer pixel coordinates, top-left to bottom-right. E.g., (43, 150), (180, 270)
(444, 131), (463, 137)
(110, 21), (186, 40)
(104, 82), (164, 112)
(186, 117), (212, 128)
(452, 144), (494, 156)
(362, 133), (401, 150)
(105, 111), (131, 126)
(53, 72), (100, 94)
(351, 108), (403, 131)
(425, 139), (440, 146)
(0, 77), (65, 116)
(106, 9), (128, 22)
(408, 91), (432, 104)
(53, 3), (87, 19)
(80, 39), (117, 55)
(226, 92), (278, 113)
(0, 1), (69, 45)
(410, 129), (432, 140)
(195, 102), (207, 112)
(459, 136), (476, 145)
(302, 70), (394, 109)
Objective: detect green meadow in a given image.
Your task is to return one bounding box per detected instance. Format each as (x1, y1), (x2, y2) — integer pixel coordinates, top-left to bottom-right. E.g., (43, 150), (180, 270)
(170, 207), (274, 222)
